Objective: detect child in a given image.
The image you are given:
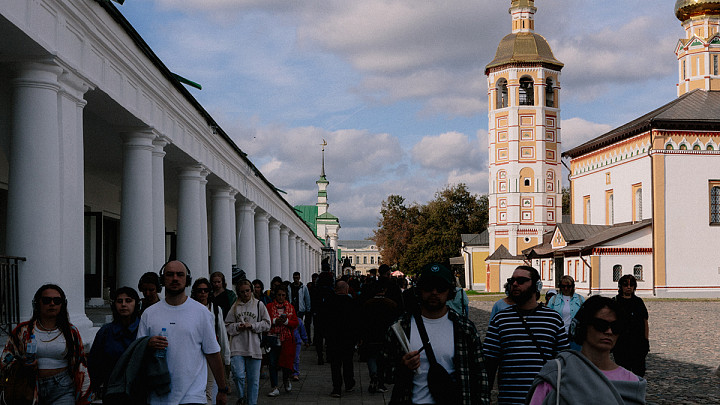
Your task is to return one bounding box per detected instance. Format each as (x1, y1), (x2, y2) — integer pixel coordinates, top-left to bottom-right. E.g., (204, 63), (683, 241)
(292, 317), (309, 381)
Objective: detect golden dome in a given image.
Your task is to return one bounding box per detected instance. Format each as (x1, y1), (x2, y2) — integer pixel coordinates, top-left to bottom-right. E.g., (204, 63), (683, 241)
(675, 0), (720, 21)
(485, 32), (563, 72)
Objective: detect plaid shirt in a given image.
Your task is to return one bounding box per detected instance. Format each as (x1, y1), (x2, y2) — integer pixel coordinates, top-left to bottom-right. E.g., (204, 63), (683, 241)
(382, 308), (490, 405)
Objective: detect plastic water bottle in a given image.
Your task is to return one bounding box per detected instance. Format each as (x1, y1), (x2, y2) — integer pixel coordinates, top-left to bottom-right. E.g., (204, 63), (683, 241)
(156, 328), (168, 358)
(26, 334), (37, 364)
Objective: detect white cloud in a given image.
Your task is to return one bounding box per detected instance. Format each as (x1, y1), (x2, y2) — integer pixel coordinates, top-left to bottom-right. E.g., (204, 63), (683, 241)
(561, 117), (613, 150)
(411, 131), (482, 171)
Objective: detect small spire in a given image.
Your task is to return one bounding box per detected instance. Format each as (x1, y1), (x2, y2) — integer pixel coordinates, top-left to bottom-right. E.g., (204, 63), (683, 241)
(320, 139), (327, 178)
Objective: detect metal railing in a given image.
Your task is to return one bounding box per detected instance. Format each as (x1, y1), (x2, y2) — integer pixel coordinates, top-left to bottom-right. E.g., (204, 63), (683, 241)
(0, 256), (26, 335)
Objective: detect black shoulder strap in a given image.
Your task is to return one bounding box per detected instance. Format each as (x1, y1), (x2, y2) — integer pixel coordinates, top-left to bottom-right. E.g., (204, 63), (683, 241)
(412, 312), (439, 366)
(515, 306), (550, 361)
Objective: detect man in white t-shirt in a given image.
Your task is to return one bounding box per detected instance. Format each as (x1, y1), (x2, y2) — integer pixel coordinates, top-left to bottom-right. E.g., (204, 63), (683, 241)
(383, 263), (489, 405)
(138, 260), (229, 405)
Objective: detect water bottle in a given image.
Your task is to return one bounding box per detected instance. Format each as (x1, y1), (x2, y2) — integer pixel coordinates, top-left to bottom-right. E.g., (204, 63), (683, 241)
(26, 334), (37, 364)
(155, 328), (168, 358)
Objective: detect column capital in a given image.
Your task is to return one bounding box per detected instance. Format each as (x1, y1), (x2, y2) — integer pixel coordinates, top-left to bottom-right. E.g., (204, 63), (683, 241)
(269, 219), (281, 230)
(153, 136), (170, 156)
(279, 226), (289, 236)
(255, 211), (271, 222)
(178, 165), (207, 181)
(121, 130), (155, 151)
(238, 198), (257, 212)
(12, 61), (63, 92)
(210, 186), (234, 200)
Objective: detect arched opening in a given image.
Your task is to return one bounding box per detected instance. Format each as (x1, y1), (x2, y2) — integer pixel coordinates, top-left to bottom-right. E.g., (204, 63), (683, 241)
(679, 143), (688, 150)
(496, 78), (508, 109)
(519, 167), (534, 192)
(519, 76), (534, 106)
(545, 78), (555, 107)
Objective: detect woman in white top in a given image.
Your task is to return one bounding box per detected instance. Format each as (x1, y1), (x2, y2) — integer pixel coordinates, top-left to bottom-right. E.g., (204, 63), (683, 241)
(225, 279), (271, 405)
(191, 278), (231, 404)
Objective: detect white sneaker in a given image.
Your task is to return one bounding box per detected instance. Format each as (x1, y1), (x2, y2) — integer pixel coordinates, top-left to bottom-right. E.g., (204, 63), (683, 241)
(284, 382), (292, 393)
(267, 388), (280, 397)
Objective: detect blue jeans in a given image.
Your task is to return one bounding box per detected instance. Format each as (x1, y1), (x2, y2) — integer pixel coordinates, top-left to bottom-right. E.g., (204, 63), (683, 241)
(268, 346), (290, 388)
(231, 356), (262, 405)
(37, 370), (74, 405)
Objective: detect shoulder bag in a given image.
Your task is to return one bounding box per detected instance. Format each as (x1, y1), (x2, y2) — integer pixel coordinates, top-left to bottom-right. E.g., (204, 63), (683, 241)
(413, 312), (461, 405)
(0, 359), (35, 405)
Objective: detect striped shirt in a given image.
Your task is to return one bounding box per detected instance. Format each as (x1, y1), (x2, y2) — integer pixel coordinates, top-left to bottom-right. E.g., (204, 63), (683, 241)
(483, 305), (569, 405)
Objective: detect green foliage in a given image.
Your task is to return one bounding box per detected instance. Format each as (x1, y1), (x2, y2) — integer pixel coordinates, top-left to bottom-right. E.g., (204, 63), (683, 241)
(562, 186), (571, 216)
(373, 184), (488, 275)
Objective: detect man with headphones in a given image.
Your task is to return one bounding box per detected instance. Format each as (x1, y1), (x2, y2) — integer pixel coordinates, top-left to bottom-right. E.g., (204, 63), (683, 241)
(483, 265), (569, 405)
(137, 260), (229, 405)
(383, 263), (489, 405)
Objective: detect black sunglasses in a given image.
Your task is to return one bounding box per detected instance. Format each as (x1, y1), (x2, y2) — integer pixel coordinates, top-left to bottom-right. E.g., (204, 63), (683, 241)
(589, 318), (623, 335)
(41, 297), (63, 305)
(507, 276), (531, 285)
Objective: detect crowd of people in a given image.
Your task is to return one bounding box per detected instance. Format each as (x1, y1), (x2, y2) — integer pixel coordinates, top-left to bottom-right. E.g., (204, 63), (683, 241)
(0, 261), (651, 405)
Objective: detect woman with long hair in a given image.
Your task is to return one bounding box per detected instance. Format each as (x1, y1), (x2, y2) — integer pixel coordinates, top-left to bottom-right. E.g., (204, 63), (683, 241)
(88, 286), (141, 398)
(191, 278), (231, 403)
(1, 284), (91, 404)
(547, 275), (585, 350)
(265, 284), (298, 397)
(527, 295), (646, 404)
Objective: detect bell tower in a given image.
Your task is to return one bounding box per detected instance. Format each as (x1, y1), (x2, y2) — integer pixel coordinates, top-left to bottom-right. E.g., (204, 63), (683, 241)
(675, 0), (720, 96)
(485, 0), (564, 256)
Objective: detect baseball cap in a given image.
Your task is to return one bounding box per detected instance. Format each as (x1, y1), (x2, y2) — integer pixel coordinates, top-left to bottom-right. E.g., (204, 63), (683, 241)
(418, 263), (455, 286)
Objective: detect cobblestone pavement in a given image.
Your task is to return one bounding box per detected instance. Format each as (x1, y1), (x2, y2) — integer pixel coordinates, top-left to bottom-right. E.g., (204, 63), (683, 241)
(469, 298), (720, 405)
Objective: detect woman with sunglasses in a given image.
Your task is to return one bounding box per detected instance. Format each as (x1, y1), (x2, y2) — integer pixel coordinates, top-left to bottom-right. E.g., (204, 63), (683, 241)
(1, 284), (91, 404)
(612, 274), (649, 377)
(191, 278), (231, 403)
(527, 296), (646, 405)
(265, 284), (298, 397)
(88, 286), (141, 399)
(547, 276), (585, 349)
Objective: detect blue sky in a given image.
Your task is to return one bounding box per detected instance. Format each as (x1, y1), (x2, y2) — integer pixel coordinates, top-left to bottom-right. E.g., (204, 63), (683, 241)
(116, 0), (681, 240)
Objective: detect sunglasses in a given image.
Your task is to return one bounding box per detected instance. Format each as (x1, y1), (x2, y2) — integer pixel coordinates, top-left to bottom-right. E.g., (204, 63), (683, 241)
(507, 276), (531, 285)
(194, 288), (210, 293)
(589, 318), (623, 335)
(41, 297), (63, 305)
(419, 284), (450, 293)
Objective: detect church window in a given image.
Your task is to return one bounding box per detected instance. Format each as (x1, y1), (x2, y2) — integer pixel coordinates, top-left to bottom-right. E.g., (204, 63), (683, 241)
(665, 143), (674, 150)
(693, 144), (701, 150)
(497, 78), (508, 108)
(714, 55), (719, 75)
(519, 77), (534, 105)
(363, 256), (367, 264)
(679, 143), (688, 150)
(633, 186), (643, 221)
(545, 78), (555, 107)
(583, 196), (591, 224)
(613, 265), (623, 282)
(634, 265), (644, 281)
(524, 178), (531, 187)
(682, 60), (686, 80)
(606, 191), (614, 225)
(708, 145), (715, 151)
(370, 256), (374, 264)
(710, 184), (720, 224)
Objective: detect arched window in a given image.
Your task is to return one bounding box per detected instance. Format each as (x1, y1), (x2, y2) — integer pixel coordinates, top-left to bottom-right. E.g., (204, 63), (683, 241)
(708, 145), (715, 151)
(635, 188), (643, 221)
(545, 78), (555, 107)
(613, 265), (623, 282)
(711, 186), (720, 224)
(496, 78), (508, 109)
(519, 77), (534, 105)
(665, 144), (674, 150)
(693, 144), (701, 150)
(679, 143), (688, 150)
(633, 265), (643, 281)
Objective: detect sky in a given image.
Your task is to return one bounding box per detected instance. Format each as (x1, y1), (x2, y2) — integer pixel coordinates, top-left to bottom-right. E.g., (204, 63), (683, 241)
(116, 0), (682, 240)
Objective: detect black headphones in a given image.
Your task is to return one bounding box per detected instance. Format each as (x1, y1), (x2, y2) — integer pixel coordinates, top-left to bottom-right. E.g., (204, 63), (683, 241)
(159, 260), (192, 287)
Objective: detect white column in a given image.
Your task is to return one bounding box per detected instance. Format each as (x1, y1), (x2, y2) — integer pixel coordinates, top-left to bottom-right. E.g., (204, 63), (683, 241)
(177, 166), (206, 277)
(269, 219), (282, 280)
(229, 191), (237, 266)
(280, 226), (290, 282)
(117, 130), (155, 291)
(199, 170), (210, 277)
(211, 187), (234, 284)
(295, 237), (302, 279)
(7, 62), (89, 328)
(288, 232), (297, 280)
(237, 200), (257, 280)
(152, 137), (168, 272)
(254, 211), (271, 287)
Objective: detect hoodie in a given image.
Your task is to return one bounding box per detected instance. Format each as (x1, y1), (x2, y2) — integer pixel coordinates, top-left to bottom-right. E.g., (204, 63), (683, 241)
(526, 351), (646, 405)
(224, 297), (271, 359)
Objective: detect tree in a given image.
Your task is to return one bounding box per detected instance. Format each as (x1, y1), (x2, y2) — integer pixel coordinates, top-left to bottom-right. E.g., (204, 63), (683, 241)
(372, 195), (419, 267)
(562, 187), (571, 216)
(373, 184), (488, 275)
